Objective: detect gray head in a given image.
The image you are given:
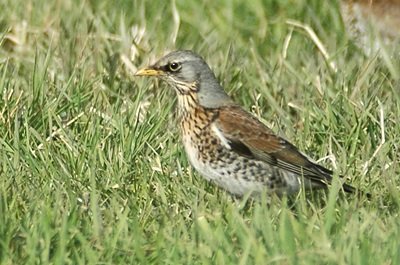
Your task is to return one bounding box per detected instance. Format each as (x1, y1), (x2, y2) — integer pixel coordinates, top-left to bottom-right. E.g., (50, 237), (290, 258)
(135, 50), (233, 108)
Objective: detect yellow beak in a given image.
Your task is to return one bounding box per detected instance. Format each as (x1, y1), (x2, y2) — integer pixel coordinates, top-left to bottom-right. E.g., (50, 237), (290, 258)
(135, 67), (163, 76)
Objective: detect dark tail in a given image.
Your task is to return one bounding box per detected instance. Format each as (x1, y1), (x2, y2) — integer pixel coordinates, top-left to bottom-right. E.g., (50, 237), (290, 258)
(342, 182), (372, 199)
(313, 163), (371, 199)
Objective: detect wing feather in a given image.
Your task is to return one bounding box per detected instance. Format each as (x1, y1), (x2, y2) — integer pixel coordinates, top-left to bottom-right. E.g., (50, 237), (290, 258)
(214, 105), (355, 193)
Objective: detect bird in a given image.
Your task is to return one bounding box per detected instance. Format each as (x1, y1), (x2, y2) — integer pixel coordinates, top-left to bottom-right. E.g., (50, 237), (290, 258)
(135, 50), (361, 198)
(340, 0), (400, 54)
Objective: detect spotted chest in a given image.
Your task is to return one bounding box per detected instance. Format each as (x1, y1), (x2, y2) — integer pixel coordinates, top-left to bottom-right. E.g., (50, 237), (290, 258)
(179, 101), (219, 169)
(177, 94), (288, 196)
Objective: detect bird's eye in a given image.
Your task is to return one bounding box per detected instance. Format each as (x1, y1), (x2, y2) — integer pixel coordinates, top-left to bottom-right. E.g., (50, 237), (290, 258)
(168, 62), (181, 72)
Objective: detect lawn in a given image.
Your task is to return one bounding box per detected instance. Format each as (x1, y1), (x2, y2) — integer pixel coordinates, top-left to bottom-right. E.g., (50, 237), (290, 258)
(0, 0), (399, 264)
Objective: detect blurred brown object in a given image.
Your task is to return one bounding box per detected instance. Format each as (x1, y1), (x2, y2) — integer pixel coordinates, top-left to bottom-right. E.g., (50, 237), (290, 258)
(340, 0), (400, 54)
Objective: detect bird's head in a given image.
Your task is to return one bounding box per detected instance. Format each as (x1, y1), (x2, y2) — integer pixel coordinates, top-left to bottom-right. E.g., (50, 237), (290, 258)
(135, 50), (233, 108)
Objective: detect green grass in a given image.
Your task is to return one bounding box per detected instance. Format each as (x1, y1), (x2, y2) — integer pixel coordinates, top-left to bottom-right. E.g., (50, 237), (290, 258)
(1, 0), (399, 264)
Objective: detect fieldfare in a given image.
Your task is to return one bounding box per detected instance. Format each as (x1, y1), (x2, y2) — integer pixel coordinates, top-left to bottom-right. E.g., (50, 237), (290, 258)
(135, 50), (361, 197)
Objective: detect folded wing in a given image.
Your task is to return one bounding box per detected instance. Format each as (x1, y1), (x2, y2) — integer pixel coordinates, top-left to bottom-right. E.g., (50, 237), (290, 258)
(214, 105), (356, 193)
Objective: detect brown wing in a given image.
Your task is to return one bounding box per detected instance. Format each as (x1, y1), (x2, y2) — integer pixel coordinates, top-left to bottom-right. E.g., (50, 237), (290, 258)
(214, 105), (355, 193)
